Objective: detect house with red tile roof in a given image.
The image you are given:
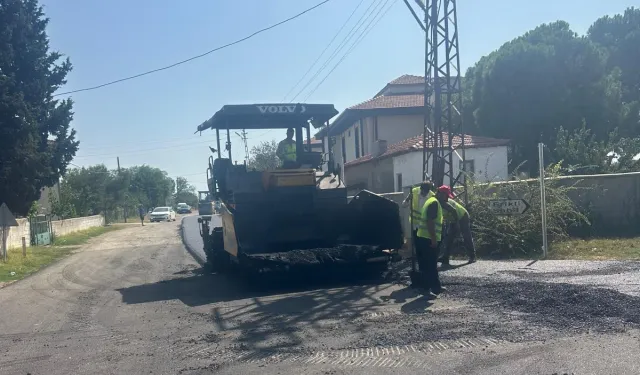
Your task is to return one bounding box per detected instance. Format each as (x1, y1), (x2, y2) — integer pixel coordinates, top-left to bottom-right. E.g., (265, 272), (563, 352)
(317, 74), (510, 194)
(306, 137), (323, 152)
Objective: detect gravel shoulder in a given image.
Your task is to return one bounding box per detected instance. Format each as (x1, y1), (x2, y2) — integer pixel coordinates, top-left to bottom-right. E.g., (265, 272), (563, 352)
(1, 216), (639, 374)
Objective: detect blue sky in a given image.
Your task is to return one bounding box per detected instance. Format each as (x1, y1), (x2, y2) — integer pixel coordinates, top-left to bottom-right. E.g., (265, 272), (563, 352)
(41, 0), (634, 191)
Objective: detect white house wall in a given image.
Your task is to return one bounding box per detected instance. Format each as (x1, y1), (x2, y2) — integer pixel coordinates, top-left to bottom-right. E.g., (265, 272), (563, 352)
(392, 146), (509, 191)
(376, 114), (423, 148)
(467, 146), (509, 182)
(322, 135), (330, 172)
(330, 114), (424, 166)
(392, 151), (427, 191)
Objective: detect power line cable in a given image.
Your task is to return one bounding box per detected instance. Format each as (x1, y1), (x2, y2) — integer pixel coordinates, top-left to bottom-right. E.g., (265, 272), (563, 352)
(77, 131), (249, 155)
(281, 0), (366, 102)
(289, 0), (382, 103)
(79, 136), (218, 151)
(257, 0), (378, 138)
(78, 128), (245, 154)
(53, 0), (332, 97)
(74, 140), (218, 158)
(303, 0), (395, 101)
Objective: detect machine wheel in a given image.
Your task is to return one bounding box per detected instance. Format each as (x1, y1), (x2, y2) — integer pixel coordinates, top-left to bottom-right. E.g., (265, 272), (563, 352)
(204, 227), (230, 273)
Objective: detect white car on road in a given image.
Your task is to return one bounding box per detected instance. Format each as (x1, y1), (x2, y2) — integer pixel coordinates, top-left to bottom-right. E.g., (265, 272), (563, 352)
(149, 206), (176, 222)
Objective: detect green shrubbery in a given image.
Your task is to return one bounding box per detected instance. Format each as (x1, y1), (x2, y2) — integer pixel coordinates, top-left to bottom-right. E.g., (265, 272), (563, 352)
(465, 163), (591, 258)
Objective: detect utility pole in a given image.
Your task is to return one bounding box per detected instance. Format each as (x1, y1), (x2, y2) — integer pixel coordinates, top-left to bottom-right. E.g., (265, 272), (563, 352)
(117, 157), (127, 223)
(235, 129), (250, 163)
(403, 0), (467, 204)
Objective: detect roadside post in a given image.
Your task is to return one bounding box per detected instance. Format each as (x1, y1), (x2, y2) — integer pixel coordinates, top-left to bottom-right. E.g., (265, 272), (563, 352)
(22, 237), (27, 258)
(538, 142), (548, 258)
(0, 203), (19, 262)
(1, 227), (5, 262)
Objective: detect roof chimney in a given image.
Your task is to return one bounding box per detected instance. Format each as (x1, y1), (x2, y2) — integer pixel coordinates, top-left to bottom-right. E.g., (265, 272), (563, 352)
(373, 140), (387, 157)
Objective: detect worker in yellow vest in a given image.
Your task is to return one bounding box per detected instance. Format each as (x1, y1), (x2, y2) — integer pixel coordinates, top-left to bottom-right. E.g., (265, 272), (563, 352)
(276, 128), (297, 167)
(402, 180), (434, 245)
(436, 185), (477, 266)
(414, 187), (446, 297)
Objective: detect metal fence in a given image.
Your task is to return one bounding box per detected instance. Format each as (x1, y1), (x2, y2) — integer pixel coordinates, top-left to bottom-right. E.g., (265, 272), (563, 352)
(29, 215), (52, 246)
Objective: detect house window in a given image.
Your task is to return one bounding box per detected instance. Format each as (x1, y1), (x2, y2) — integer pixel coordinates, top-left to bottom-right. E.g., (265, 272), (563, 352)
(373, 117), (379, 141)
(341, 136), (347, 163)
(396, 173), (403, 192)
(355, 127), (361, 158)
(460, 159), (475, 176)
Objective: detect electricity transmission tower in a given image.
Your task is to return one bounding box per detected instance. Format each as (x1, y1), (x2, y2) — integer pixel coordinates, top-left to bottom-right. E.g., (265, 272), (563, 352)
(403, 0), (467, 204)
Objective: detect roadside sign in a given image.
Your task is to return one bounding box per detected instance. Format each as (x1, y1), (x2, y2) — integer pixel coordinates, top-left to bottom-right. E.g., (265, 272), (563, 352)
(0, 203), (18, 227)
(488, 199), (531, 215)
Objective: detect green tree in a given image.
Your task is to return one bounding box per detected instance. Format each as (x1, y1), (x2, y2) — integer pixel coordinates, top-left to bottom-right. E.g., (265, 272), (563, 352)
(0, 0), (78, 215)
(554, 123), (613, 174)
(129, 165), (175, 208)
(588, 7), (640, 137)
(49, 183), (76, 219)
(55, 164), (178, 218)
(174, 177), (198, 207)
(247, 140), (279, 171)
(554, 124), (640, 174)
(463, 21), (621, 174)
(62, 165), (112, 216)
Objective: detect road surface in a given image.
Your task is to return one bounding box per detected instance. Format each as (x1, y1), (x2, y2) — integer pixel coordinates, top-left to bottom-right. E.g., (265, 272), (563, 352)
(181, 214), (216, 264)
(0, 216), (638, 374)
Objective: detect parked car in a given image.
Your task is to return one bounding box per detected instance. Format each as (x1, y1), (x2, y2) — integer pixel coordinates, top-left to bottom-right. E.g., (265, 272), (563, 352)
(176, 203), (191, 214)
(149, 206), (176, 222)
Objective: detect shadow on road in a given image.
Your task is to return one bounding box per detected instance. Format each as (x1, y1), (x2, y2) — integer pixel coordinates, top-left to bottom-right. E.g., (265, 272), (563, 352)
(117, 266), (403, 355)
(117, 266), (392, 307)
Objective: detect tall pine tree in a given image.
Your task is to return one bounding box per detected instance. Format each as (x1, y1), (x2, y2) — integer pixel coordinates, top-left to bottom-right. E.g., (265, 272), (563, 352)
(0, 0), (78, 215)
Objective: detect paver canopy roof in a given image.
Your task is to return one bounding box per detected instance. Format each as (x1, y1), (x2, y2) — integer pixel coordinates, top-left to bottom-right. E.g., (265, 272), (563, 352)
(196, 104), (338, 132)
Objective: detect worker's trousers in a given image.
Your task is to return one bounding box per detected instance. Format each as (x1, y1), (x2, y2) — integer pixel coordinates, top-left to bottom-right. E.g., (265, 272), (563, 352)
(411, 228), (418, 251)
(442, 214), (476, 260)
(415, 236), (442, 292)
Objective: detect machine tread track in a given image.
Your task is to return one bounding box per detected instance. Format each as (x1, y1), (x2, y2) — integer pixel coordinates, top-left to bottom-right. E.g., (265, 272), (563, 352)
(204, 227), (230, 273)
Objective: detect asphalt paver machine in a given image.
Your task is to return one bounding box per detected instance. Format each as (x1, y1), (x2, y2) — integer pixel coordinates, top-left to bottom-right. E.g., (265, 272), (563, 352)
(195, 103), (403, 275)
(197, 190), (213, 215)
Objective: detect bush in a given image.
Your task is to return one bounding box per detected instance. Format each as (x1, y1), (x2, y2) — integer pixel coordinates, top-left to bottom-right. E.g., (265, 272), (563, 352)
(465, 162), (591, 257)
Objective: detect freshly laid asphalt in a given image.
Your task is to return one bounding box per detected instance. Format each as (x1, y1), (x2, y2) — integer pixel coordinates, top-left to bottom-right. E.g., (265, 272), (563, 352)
(181, 214), (221, 264)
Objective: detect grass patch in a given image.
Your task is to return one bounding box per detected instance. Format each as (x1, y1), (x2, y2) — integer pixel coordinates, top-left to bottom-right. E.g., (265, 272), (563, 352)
(52, 225), (121, 246)
(0, 225), (124, 283)
(0, 246), (76, 283)
(550, 237), (640, 260)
